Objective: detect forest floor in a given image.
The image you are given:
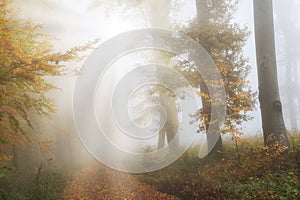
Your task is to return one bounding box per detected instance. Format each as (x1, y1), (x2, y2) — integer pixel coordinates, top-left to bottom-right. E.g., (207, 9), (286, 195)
(1, 134), (299, 199)
(64, 164), (177, 200)
(64, 133), (300, 200)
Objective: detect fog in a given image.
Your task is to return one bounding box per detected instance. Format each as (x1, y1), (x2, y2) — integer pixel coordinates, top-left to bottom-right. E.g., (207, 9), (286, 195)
(11, 0), (300, 169)
(236, 0), (300, 134)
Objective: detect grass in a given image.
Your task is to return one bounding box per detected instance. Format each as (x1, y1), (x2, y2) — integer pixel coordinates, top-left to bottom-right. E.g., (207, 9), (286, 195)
(0, 170), (70, 200)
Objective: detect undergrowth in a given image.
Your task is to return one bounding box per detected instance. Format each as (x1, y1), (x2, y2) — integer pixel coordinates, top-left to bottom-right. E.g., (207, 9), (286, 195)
(136, 132), (300, 200)
(1, 133), (299, 200)
(0, 170), (69, 200)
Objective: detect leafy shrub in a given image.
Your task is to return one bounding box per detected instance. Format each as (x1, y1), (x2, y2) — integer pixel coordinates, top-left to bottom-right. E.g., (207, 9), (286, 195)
(232, 170), (299, 200)
(0, 171), (69, 200)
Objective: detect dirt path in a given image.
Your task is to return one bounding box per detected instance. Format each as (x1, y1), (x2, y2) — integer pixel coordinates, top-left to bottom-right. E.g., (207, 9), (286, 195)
(64, 164), (177, 200)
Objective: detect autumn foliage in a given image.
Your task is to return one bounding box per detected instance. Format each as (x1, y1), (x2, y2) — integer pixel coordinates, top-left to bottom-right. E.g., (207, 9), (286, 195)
(178, 0), (256, 141)
(0, 0), (97, 164)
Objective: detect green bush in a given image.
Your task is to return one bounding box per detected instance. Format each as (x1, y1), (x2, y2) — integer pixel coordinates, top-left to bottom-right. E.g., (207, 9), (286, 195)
(232, 170), (299, 200)
(0, 171), (68, 200)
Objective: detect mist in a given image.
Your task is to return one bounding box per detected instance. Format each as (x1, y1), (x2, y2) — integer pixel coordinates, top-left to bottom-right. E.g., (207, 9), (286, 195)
(8, 0), (298, 172)
(1, 0), (300, 199)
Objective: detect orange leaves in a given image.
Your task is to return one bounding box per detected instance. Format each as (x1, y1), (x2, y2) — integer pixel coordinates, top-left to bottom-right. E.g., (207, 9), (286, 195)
(198, 91), (210, 100)
(231, 134), (243, 144)
(0, 1), (99, 168)
(0, 154), (12, 162)
(179, 1), (256, 138)
(64, 165), (177, 200)
(263, 134), (289, 157)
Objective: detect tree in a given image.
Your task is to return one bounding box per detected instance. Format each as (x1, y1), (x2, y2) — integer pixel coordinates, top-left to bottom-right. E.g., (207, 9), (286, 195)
(88, 0), (255, 155)
(195, 0), (223, 155)
(89, 0), (180, 150)
(0, 0), (96, 170)
(253, 0), (289, 148)
(179, 0), (256, 155)
(144, 0), (180, 149)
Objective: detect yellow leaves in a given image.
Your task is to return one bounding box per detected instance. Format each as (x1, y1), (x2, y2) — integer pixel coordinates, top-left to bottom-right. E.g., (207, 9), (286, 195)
(198, 92), (210, 100)
(263, 134), (289, 157)
(0, 154), (12, 162)
(182, 15), (256, 136)
(232, 135), (243, 144)
(0, 1), (99, 166)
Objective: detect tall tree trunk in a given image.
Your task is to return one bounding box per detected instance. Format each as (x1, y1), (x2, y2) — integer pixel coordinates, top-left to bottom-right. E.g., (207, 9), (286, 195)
(144, 0), (179, 149)
(196, 0), (223, 156)
(196, 0), (209, 27)
(253, 0), (289, 148)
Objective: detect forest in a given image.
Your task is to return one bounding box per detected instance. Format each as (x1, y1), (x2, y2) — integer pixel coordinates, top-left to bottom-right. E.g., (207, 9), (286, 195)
(0, 0), (300, 199)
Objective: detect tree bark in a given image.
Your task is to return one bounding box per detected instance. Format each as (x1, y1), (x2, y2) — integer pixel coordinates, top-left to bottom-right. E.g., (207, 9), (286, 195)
(196, 0), (223, 156)
(196, 0), (209, 27)
(157, 91), (179, 149)
(144, 0), (180, 149)
(253, 0), (289, 147)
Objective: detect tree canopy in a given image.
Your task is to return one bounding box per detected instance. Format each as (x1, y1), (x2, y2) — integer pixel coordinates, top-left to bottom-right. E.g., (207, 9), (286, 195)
(178, 0), (256, 141)
(0, 0), (97, 162)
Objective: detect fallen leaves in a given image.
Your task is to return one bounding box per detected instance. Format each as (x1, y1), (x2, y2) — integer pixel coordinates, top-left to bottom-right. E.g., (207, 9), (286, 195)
(64, 164), (177, 200)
